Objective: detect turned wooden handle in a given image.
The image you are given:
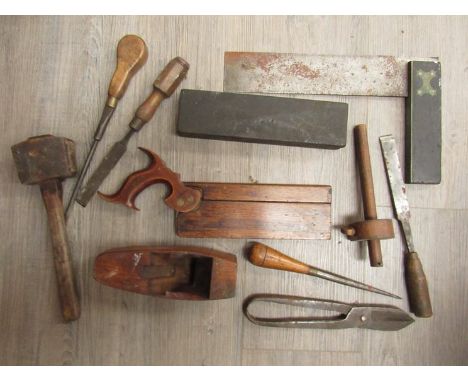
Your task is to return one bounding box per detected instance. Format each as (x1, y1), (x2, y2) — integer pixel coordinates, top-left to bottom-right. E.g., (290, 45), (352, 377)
(354, 124), (383, 267)
(249, 243), (310, 275)
(134, 91), (165, 124)
(107, 35), (148, 106)
(132, 57), (190, 127)
(40, 180), (80, 322)
(405, 252), (433, 318)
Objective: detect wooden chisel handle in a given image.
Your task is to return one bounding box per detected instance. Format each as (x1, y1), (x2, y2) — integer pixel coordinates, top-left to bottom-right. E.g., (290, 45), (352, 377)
(405, 252), (433, 318)
(130, 57), (190, 131)
(249, 243), (310, 275)
(106, 35), (148, 108)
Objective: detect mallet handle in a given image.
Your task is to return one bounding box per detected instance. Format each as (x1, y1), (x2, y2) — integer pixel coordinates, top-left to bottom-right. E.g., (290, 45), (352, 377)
(41, 180), (80, 322)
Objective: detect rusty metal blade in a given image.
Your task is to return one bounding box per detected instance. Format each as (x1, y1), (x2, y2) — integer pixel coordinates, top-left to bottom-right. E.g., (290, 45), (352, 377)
(224, 52), (410, 97)
(379, 135), (410, 221)
(379, 135), (415, 253)
(76, 130), (133, 207)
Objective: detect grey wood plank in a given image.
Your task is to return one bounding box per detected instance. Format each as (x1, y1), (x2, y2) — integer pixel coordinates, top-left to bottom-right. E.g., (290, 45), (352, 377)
(242, 349), (364, 366)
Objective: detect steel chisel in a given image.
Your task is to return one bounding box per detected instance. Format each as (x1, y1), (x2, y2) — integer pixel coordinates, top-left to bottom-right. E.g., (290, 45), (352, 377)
(380, 135), (433, 318)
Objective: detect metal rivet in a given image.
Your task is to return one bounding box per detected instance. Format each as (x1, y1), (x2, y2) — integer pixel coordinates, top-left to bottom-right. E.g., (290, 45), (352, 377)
(360, 315), (367, 322)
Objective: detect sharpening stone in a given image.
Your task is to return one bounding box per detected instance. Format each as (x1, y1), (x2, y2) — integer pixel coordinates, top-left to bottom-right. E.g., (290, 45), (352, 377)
(176, 89), (348, 149)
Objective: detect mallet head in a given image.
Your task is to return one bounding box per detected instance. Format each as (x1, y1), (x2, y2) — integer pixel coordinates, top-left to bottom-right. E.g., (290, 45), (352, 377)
(11, 135), (77, 185)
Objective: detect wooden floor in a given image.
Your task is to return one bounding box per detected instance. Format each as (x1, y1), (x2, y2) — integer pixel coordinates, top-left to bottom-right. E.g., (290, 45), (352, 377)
(0, 16), (467, 365)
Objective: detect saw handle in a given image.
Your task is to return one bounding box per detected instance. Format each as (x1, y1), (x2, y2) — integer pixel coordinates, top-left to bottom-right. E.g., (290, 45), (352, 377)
(249, 243), (310, 275)
(405, 252), (433, 318)
(98, 147), (201, 213)
(107, 35), (148, 107)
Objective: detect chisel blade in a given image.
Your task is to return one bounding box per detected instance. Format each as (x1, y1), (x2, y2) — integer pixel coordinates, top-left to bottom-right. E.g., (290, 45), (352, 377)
(76, 134), (131, 207)
(379, 135), (410, 222)
(380, 135), (416, 253)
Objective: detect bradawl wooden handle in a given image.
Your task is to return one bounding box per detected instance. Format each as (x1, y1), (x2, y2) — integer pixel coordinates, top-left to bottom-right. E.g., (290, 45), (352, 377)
(405, 252), (433, 318)
(107, 35), (148, 106)
(249, 243), (309, 275)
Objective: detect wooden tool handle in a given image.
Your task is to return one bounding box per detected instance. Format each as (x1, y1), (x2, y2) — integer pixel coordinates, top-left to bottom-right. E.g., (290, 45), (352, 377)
(133, 91), (165, 124)
(107, 35), (148, 107)
(405, 252), (433, 318)
(354, 124), (383, 267)
(249, 243), (310, 274)
(40, 180), (80, 322)
(98, 147), (201, 213)
(131, 57), (190, 129)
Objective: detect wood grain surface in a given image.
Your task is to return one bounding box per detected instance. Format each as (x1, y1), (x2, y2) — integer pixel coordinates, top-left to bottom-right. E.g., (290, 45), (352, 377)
(0, 16), (467, 365)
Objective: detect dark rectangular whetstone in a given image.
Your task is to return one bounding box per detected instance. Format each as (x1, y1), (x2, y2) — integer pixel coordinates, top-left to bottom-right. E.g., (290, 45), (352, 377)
(405, 61), (441, 184)
(176, 89), (348, 149)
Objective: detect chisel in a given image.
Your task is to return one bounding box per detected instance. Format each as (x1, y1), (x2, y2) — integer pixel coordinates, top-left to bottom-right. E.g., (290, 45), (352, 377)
(249, 243), (401, 299)
(76, 57), (189, 207)
(65, 35), (148, 220)
(379, 135), (433, 317)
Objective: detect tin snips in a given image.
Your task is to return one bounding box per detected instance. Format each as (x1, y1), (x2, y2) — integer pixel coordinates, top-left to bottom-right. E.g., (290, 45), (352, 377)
(243, 294), (414, 331)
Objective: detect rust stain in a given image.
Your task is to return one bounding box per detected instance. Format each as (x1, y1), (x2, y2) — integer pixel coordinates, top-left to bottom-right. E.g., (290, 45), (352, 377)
(281, 62), (321, 79)
(253, 53), (282, 72)
(383, 56), (399, 78)
(226, 52), (283, 73)
(224, 51), (249, 65)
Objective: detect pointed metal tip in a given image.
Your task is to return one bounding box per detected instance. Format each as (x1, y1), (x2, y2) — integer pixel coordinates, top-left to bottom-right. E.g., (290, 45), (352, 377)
(375, 289), (402, 299)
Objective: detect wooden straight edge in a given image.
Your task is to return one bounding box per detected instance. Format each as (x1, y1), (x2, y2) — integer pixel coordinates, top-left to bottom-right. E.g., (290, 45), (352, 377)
(185, 182), (332, 204)
(176, 200), (331, 240)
